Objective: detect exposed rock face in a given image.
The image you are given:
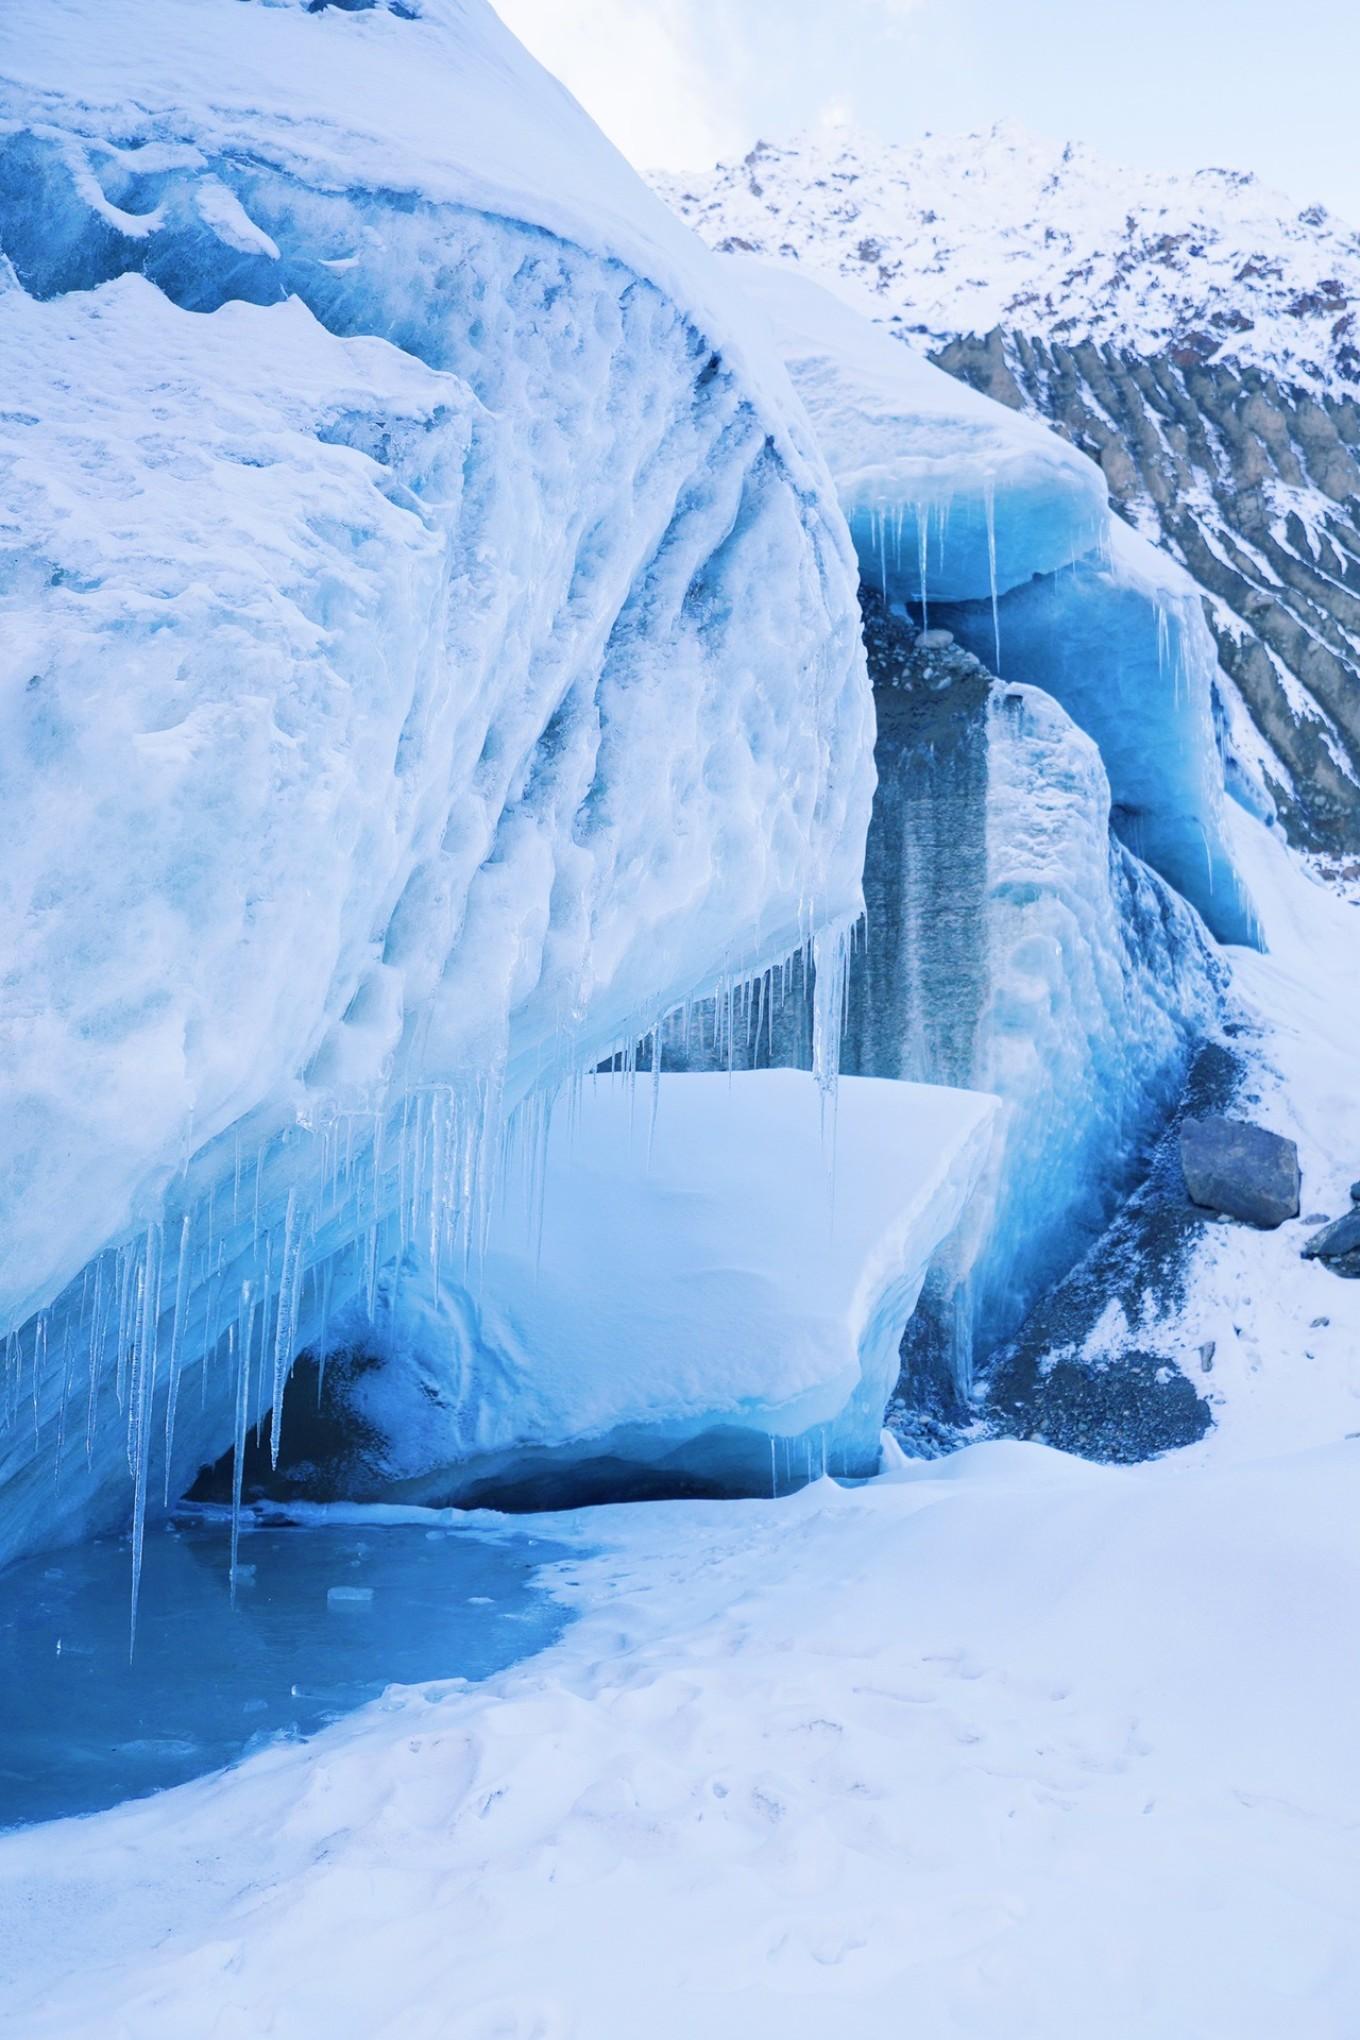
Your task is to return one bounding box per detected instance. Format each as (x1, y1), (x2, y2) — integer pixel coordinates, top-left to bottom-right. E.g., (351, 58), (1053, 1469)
(974, 1039), (1241, 1463)
(1180, 1115), (1302, 1227)
(1301, 1207), (1360, 1276)
(934, 332), (1360, 847)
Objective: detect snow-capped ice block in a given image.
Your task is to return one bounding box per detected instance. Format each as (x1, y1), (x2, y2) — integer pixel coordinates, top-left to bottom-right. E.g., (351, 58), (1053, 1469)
(946, 523), (1259, 946)
(0, 2), (871, 1566)
(311, 1072), (1001, 1501)
(726, 258), (1255, 945)
(728, 257), (1106, 608)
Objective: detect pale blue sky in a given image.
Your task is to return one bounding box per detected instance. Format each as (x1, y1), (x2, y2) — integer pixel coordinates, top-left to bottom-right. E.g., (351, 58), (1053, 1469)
(499, 0), (1360, 220)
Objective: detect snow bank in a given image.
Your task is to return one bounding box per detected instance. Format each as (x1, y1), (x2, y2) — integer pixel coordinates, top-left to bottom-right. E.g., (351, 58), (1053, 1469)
(0, 1), (871, 1563)
(322, 1071), (1000, 1500)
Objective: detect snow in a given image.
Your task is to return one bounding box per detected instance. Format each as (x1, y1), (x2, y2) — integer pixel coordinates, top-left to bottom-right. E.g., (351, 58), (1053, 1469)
(3, 1442), (1357, 2035)
(657, 123), (1360, 394)
(0, 2), (872, 1565)
(319, 1070), (1000, 1500)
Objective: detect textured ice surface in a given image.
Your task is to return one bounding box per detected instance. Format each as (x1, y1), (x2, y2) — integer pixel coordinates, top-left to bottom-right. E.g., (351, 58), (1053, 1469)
(292, 1072), (1000, 1503)
(964, 682), (1221, 1350)
(732, 256), (1256, 943)
(0, 2), (871, 1566)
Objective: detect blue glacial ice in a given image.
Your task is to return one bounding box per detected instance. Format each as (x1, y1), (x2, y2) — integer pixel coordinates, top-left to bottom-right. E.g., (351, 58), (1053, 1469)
(0, 1), (874, 1574)
(732, 256), (1257, 947)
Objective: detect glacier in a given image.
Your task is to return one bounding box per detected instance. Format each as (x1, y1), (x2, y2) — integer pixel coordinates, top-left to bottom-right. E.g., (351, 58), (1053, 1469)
(0, 0), (874, 1573)
(654, 263), (1230, 1397)
(731, 258), (1257, 948)
(0, 3), (1253, 1582)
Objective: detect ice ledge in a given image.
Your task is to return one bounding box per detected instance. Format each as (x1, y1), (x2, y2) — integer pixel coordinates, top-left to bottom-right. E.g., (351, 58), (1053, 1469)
(280, 1071), (1002, 1505)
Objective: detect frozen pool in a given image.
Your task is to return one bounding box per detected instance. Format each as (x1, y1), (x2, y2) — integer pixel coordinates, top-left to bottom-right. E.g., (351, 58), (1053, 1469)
(0, 1514), (571, 1830)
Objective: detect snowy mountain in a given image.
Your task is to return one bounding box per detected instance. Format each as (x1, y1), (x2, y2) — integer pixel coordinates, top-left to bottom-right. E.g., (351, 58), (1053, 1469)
(657, 127), (1360, 848)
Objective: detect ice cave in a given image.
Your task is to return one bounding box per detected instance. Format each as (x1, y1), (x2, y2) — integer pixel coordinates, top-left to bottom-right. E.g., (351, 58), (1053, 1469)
(0, 0), (1254, 1623)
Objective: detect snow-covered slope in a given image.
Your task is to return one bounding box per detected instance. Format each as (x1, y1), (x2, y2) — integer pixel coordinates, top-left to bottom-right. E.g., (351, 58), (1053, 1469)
(0, 1), (871, 1568)
(659, 129), (1360, 850)
(658, 125), (1360, 390)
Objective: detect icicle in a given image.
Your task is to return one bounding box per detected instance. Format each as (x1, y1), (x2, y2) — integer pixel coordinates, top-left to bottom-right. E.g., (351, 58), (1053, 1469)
(229, 1282), (255, 1602)
(983, 476), (1001, 672)
(128, 1220), (162, 1659)
(268, 1188), (300, 1469)
(161, 1211), (193, 1506)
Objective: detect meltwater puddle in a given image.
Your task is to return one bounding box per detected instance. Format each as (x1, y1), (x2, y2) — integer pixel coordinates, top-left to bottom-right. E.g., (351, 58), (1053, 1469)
(0, 1514), (572, 1830)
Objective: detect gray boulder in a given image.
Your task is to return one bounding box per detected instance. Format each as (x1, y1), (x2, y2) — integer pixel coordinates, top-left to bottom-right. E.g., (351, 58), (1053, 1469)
(1301, 1207), (1360, 1278)
(1350, 1181), (1360, 1204)
(1179, 1116), (1301, 1229)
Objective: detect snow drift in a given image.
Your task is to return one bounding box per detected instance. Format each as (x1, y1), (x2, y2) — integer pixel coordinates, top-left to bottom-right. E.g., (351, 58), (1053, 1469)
(0, 0), (872, 1566)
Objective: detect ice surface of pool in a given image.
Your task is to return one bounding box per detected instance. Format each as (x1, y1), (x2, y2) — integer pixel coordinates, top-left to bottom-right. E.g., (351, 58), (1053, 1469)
(0, 1515), (571, 1829)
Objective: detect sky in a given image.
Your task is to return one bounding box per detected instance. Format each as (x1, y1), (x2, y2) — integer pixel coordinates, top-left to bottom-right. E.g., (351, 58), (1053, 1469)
(496, 0), (1360, 222)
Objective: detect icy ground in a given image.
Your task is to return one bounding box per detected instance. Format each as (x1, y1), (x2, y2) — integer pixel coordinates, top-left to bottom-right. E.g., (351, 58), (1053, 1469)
(2, 815), (1357, 2038)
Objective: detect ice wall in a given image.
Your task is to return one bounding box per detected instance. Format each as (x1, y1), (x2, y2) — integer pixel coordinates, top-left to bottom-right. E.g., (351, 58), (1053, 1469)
(968, 678), (1221, 1349)
(942, 527), (1259, 948)
(730, 256), (1256, 946)
(0, 3), (872, 1570)
(655, 262), (1235, 1400)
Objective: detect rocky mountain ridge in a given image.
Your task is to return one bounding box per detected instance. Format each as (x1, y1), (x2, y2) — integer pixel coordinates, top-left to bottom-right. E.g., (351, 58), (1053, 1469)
(657, 126), (1360, 848)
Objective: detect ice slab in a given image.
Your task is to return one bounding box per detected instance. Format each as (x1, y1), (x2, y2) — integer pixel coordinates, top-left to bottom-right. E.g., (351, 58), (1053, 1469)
(729, 255), (1106, 605)
(312, 1071), (1000, 1500)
